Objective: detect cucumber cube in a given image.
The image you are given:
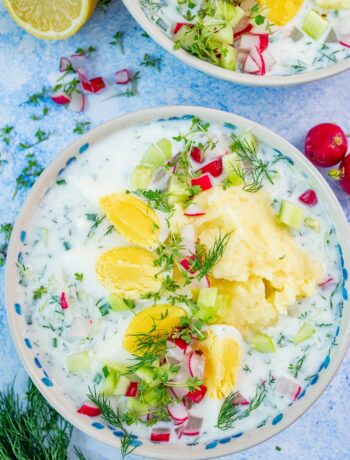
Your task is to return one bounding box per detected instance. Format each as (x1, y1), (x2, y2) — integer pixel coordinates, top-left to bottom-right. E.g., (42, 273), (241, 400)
(198, 287), (218, 308)
(214, 24), (234, 44)
(114, 375), (130, 396)
(249, 332), (276, 353)
(168, 176), (190, 205)
(131, 165), (153, 189)
(293, 322), (316, 344)
(220, 45), (237, 71)
(108, 293), (129, 312)
(105, 362), (128, 374)
(127, 398), (150, 414)
(302, 10), (329, 40)
(279, 201), (305, 230)
(66, 351), (90, 373)
(174, 25), (196, 50)
(142, 138), (172, 167)
(100, 370), (117, 396)
(135, 366), (154, 384)
(216, 4), (245, 27)
(305, 217), (321, 233)
(196, 305), (217, 322)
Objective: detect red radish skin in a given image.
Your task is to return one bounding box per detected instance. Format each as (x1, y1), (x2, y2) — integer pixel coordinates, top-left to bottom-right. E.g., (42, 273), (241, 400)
(125, 381), (138, 397)
(180, 256), (195, 273)
(77, 403), (101, 417)
(196, 157), (223, 177)
(68, 92), (85, 113)
(191, 174), (213, 191)
(184, 204), (206, 217)
(170, 336), (190, 353)
(186, 385), (207, 403)
(191, 146), (205, 163)
(305, 123), (348, 167)
(338, 154), (350, 195)
(60, 292), (69, 309)
(173, 22), (193, 34)
(188, 351), (205, 379)
(275, 376), (302, 401)
(115, 69), (131, 85)
(150, 429), (171, 443)
(51, 91), (71, 105)
(298, 189), (318, 206)
(319, 277), (334, 287)
(167, 401), (189, 424)
(234, 17), (253, 39)
(82, 77), (106, 94)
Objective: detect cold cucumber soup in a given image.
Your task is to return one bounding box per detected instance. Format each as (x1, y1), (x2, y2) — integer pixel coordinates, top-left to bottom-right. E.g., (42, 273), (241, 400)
(140, 0), (350, 76)
(19, 116), (344, 449)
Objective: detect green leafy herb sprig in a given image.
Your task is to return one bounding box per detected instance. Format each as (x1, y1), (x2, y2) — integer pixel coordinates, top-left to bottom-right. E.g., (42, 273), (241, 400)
(0, 223), (13, 267)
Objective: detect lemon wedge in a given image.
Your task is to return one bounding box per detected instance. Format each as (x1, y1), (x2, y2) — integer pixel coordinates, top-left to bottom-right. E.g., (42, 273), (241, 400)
(3, 0), (97, 40)
(96, 247), (161, 299)
(123, 304), (186, 354)
(99, 193), (160, 249)
(258, 0), (304, 26)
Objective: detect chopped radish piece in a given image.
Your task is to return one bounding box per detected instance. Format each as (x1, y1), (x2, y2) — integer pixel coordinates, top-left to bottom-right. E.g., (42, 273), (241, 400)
(250, 46), (266, 75)
(77, 402), (101, 417)
(191, 146), (204, 163)
(186, 385), (207, 403)
(196, 157), (223, 177)
(191, 174), (213, 191)
(299, 189), (318, 206)
(167, 400), (189, 424)
(181, 415), (203, 436)
(68, 91), (85, 113)
(243, 54), (260, 74)
(190, 275), (210, 289)
(70, 318), (93, 338)
(261, 50), (276, 72)
(275, 376), (302, 401)
(125, 381), (138, 397)
(81, 77), (106, 94)
(340, 38), (350, 48)
(180, 256), (195, 273)
(181, 225), (196, 255)
(167, 340), (187, 362)
(60, 292), (69, 309)
(188, 351), (205, 379)
(59, 57), (71, 72)
(319, 277), (334, 287)
(184, 204), (206, 217)
(234, 17), (253, 39)
(240, 33), (269, 52)
(51, 90), (71, 105)
(115, 69), (131, 85)
(233, 393), (249, 405)
(170, 385), (189, 400)
(173, 22), (193, 34)
(169, 335), (191, 353)
(150, 428), (171, 443)
(237, 51), (249, 66)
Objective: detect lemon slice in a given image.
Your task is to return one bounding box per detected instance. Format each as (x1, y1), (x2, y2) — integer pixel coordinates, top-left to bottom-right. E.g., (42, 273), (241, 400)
(3, 0), (97, 40)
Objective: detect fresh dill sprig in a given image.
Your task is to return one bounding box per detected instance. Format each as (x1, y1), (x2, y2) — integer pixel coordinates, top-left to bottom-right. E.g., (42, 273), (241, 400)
(288, 354), (307, 378)
(190, 232), (231, 279)
(141, 53), (162, 71)
(19, 129), (50, 150)
(230, 133), (275, 193)
(110, 31), (124, 54)
(88, 387), (136, 459)
(24, 86), (51, 106)
(129, 189), (174, 214)
(75, 46), (96, 57)
(0, 125), (14, 145)
(86, 213), (106, 238)
(0, 379), (73, 460)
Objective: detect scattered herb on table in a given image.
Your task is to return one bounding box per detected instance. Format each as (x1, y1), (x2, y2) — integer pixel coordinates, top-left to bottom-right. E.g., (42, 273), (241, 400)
(75, 46), (96, 57)
(141, 53), (162, 71)
(97, 0), (113, 12)
(141, 31), (150, 38)
(30, 106), (49, 121)
(14, 153), (43, 197)
(116, 71), (141, 98)
(0, 125), (14, 146)
(0, 223), (13, 267)
(110, 31), (124, 54)
(19, 129), (51, 150)
(24, 87), (51, 106)
(73, 120), (91, 135)
(53, 77), (81, 97)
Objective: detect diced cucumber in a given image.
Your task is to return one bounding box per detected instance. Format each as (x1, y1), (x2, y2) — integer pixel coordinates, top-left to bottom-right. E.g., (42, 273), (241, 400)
(198, 287), (218, 308)
(302, 10), (329, 40)
(279, 201), (305, 230)
(114, 375), (130, 396)
(216, 3), (245, 27)
(131, 165), (153, 189)
(223, 153), (240, 175)
(305, 217), (321, 233)
(66, 351), (90, 373)
(174, 25), (196, 50)
(196, 305), (217, 322)
(168, 176), (189, 205)
(142, 138), (172, 167)
(213, 24), (234, 44)
(142, 388), (161, 406)
(249, 332), (276, 353)
(108, 293), (129, 312)
(104, 362), (128, 374)
(293, 322), (316, 344)
(127, 398), (150, 414)
(135, 366), (154, 384)
(220, 45), (237, 71)
(100, 369), (117, 396)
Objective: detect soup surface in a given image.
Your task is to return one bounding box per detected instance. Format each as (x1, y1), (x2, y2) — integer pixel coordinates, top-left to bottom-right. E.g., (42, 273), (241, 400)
(19, 116), (345, 446)
(139, 0), (350, 76)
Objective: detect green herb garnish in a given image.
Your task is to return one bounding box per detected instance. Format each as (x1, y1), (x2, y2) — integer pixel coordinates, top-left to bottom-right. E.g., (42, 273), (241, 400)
(130, 189), (174, 214)
(0, 223), (13, 267)
(110, 31), (124, 54)
(141, 53), (162, 71)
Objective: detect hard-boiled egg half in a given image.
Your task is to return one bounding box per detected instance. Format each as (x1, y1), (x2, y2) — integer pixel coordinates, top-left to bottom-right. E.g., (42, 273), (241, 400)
(196, 325), (243, 400)
(258, 0), (304, 26)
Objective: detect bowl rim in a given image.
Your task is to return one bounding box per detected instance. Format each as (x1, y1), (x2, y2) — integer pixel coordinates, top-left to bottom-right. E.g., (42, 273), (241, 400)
(121, 0), (350, 87)
(5, 105), (350, 459)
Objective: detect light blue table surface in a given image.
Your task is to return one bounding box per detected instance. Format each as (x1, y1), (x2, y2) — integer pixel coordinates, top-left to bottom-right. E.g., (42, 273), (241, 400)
(0, 1), (349, 459)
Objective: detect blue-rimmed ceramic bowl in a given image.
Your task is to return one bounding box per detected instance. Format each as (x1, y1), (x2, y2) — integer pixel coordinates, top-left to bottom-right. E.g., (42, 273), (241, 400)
(5, 106), (350, 459)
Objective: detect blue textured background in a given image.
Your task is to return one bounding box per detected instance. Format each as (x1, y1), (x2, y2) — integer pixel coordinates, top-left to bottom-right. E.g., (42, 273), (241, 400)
(0, 1), (349, 459)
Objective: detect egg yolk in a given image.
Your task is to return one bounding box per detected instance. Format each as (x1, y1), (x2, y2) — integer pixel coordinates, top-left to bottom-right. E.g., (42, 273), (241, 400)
(96, 246), (161, 299)
(123, 304), (186, 354)
(258, 0), (304, 26)
(99, 193), (160, 249)
(197, 329), (241, 400)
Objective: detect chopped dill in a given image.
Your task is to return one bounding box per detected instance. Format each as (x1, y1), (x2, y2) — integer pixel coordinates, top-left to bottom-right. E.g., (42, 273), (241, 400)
(0, 222), (13, 267)
(19, 129), (50, 150)
(190, 232), (231, 279)
(0, 125), (14, 145)
(110, 31), (125, 54)
(14, 153), (43, 197)
(141, 53), (162, 71)
(129, 189), (174, 214)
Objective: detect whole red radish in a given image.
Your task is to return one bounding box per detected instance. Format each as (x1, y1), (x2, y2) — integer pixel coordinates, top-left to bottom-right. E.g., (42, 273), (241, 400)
(329, 154), (350, 195)
(305, 123), (348, 167)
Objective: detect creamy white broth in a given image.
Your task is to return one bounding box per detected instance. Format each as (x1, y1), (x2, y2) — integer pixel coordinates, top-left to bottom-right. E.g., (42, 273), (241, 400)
(139, 0), (350, 76)
(19, 117), (343, 444)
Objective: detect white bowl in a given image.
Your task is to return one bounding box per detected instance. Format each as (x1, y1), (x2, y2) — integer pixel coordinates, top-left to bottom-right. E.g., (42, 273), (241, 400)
(5, 106), (350, 459)
(122, 0), (350, 87)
